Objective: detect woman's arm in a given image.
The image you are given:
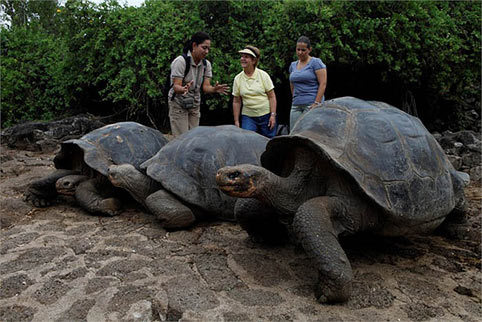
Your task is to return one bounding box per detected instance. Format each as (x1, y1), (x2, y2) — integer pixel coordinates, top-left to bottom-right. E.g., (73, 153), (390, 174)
(233, 96), (242, 127)
(172, 78), (193, 95)
(267, 89), (277, 130)
(202, 78), (229, 95)
(312, 68), (327, 107)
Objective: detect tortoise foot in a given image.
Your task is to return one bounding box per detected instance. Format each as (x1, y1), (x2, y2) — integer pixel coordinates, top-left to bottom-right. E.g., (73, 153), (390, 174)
(315, 277), (352, 303)
(156, 209), (196, 229)
(146, 190), (195, 229)
(24, 190), (53, 208)
(99, 198), (122, 216)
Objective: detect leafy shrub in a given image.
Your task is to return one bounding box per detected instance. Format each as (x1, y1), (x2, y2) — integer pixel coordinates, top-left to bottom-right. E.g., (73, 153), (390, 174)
(1, 0), (480, 131)
(1, 27), (67, 127)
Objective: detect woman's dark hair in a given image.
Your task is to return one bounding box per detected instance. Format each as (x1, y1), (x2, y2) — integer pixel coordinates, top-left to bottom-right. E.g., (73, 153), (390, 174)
(183, 31), (211, 54)
(297, 36), (311, 48)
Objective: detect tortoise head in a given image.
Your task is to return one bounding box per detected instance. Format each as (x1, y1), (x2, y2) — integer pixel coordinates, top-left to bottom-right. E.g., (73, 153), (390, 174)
(107, 164), (139, 189)
(216, 164), (267, 198)
(56, 175), (89, 195)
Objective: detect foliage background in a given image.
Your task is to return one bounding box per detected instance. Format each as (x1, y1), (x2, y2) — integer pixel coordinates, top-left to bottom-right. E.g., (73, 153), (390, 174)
(1, 0), (480, 132)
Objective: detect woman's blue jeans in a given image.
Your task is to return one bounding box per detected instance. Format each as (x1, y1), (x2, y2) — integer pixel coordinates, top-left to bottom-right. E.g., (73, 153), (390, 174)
(290, 100), (324, 131)
(241, 113), (277, 138)
(290, 105), (311, 130)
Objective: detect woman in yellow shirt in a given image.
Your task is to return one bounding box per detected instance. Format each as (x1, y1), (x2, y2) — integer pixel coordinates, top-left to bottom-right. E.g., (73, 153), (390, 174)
(232, 46), (277, 138)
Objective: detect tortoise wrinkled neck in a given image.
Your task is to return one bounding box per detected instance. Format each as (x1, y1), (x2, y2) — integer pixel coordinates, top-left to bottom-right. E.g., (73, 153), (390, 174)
(107, 164), (158, 206)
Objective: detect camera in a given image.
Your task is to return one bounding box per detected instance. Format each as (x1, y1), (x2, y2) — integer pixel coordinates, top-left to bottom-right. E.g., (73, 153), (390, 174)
(181, 96), (195, 109)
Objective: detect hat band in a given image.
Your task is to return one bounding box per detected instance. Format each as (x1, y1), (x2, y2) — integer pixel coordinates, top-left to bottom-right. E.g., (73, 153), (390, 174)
(244, 48), (257, 58)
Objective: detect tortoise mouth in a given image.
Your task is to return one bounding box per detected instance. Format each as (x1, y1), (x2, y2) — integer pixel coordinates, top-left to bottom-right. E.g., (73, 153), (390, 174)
(216, 169), (257, 197)
(107, 173), (120, 187)
(217, 182), (256, 197)
(56, 188), (76, 196)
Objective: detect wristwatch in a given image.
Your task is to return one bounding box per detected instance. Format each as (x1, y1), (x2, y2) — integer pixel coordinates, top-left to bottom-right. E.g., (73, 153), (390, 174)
(271, 112), (276, 116)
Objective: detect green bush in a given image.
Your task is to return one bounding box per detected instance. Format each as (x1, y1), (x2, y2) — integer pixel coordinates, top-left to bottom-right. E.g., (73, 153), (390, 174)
(1, 0), (480, 131)
(1, 27), (67, 127)
(261, 1), (481, 128)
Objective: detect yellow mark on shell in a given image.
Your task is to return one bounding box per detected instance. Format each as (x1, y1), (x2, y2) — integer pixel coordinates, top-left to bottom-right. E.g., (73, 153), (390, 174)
(116, 135), (124, 143)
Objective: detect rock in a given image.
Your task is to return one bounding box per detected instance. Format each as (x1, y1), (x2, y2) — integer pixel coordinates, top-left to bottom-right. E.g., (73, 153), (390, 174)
(435, 130), (481, 173)
(126, 300), (153, 322)
(457, 171), (471, 186)
(462, 152), (481, 170)
(437, 130), (480, 149)
(455, 130), (480, 146)
(0, 115), (105, 152)
(469, 166), (481, 184)
(447, 155), (463, 170)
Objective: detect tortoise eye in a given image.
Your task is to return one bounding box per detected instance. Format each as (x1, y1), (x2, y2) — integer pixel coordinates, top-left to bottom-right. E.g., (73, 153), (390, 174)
(228, 171), (241, 180)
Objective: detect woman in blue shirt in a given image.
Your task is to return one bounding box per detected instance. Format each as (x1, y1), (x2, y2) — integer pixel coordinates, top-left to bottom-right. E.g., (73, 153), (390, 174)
(289, 36), (327, 129)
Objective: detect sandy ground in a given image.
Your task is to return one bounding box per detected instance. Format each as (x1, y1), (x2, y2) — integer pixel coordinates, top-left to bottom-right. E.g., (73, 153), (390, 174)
(0, 145), (480, 321)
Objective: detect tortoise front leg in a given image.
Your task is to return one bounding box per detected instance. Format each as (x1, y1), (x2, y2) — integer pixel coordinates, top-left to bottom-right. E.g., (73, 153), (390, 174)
(145, 189), (195, 229)
(24, 169), (79, 207)
(75, 178), (122, 216)
(292, 196), (353, 303)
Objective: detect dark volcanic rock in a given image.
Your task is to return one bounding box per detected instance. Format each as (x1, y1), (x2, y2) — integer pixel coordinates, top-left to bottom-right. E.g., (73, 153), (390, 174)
(1, 115), (104, 152)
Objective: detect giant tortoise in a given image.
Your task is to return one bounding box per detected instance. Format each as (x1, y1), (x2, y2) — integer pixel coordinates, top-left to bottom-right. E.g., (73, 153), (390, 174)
(25, 122), (168, 216)
(216, 96), (468, 303)
(107, 125), (271, 228)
